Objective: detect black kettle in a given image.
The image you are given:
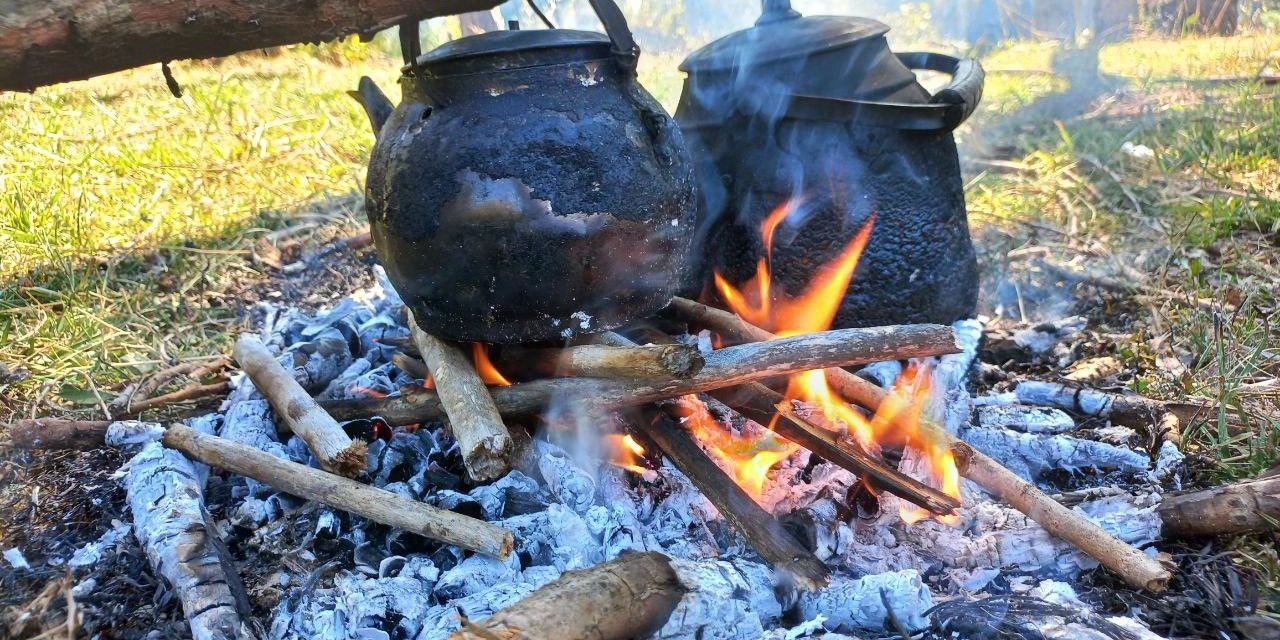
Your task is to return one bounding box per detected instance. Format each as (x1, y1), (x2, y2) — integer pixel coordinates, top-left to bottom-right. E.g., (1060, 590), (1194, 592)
(676, 0), (984, 328)
(354, 0), (697, 344)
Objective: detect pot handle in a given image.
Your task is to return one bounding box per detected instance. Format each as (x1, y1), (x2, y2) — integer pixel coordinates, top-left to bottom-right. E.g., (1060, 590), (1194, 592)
(784, 53), (984, 132)
(588, 0), (640, 73)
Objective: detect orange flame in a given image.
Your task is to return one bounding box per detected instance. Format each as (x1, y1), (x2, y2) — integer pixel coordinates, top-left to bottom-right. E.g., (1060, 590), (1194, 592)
(605, 434), (650, 477)
(708, 197), (962, 523)
(352, 385), (389, 398)
(472, 343), (511, 386)
(674, 395), (798, 499)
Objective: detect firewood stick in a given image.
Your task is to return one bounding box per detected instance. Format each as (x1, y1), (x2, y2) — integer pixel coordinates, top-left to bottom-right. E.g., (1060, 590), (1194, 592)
(391, 351), (432, 381)
(408, 314), (513, 482)
(111, 360), (201, 414)
(634, 412), (830, 590)
(233, 334), (366, 477)
(321, 323), (958, 425)
(449, 551), (684, 640)
(117, 381), (231, 416)
(666, 296), (1173, 592)
(163, 423), (513, 557)
(498, 342), (705, 379)
(8, 418), (115, 449)
(1013, 380), (1182, 445)
(1158, 476), (1280, 538)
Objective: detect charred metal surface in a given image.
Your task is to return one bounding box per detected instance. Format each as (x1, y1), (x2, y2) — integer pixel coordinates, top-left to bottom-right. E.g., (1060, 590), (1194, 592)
(365, 50), (696, 343)
(676, 8), (980, 327)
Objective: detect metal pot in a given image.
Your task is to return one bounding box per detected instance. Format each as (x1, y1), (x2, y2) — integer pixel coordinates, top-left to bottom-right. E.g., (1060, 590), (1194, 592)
(676, 0), (984, 327)
(354, 0), (697, 344)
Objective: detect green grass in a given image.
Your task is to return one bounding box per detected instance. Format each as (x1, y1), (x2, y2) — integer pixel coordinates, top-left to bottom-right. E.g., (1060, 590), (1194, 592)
(0, 42), (398, 413)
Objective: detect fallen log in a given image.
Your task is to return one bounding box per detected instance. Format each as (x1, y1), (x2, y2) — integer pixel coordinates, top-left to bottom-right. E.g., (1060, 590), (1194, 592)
(321, 323), (958, 424)
(124, 422), (244, 639)
(234, 334), (366, 477)
(163, 423), (514, 557)
(0, 0), (501, 92)
(666, 297), (1172, 592)
(1158, 476), (1280, 538)
(449, 551), (684, 640)
(635, 412), (830, 590)
(409, 314), (513, 482)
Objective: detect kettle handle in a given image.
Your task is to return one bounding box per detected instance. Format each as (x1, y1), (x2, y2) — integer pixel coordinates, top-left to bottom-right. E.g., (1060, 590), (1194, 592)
(784, 53), (984, 132)
(588, 0), (640, 73)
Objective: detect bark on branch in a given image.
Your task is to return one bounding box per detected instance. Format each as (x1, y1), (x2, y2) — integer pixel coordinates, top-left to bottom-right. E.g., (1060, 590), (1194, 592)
(0, 0), (502, 91)
(320, 323), (958, 425)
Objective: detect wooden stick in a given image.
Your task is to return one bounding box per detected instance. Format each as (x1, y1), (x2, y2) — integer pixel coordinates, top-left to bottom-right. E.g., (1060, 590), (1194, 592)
(0, 0), (501, 91)
(163, 423), (513, 557)
(449, 551), (683, 640)
(8, 418), (114, 449)
(111, 360), (201, 414)
(498, 343), (705, 379)
(667, 297), (1172, 592)
(408, 314), (513, 482)
(1158, 476), (1280, 538)
(118, 381), (231, 416)
(233, 334), (366, 477)
(1013, 380), (1182, 445)
(322, 323), (958, 425)
(391, 351), (432, 381)
(635, 413), (830, 590)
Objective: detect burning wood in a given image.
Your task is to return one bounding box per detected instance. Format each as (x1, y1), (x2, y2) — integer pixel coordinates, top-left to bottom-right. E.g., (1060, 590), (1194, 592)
(234, 334), (367, 477)
(666, 297), (1173, 592)
(321, 323), (958, 424)
(408, 314), (514, 481)
(162, 423), (514, 557)
(497, 342), (705, 379)
(635, 411), (831, 590)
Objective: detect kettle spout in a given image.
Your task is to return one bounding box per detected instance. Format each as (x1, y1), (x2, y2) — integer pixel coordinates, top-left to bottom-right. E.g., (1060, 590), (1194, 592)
(348, 76), (394, 138)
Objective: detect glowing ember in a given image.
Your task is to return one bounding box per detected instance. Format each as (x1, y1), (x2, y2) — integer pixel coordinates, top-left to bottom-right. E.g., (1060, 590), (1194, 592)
(709, 197), (962, 521)
(471, 343), (511, 386)
(352, 386), (389, 398)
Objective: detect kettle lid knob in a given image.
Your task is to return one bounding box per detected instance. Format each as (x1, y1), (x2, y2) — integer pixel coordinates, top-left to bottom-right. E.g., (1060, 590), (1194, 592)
(757, 0), (801, 24)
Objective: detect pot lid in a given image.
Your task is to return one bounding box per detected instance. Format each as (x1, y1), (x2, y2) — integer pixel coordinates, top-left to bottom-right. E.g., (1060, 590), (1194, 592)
(413, 28), (612, 71)
(680, 1), (889, 72)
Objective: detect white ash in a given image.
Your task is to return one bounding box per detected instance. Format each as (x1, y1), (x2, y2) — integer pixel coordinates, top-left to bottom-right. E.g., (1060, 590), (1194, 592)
(857, 359), (902, 388)
(68, 519), (130, 568)
(976, 404), (1076, 434)
(655, 558), (779, 639)
(103, 420), (166, 446)
(498, 503), (603, 571)
(1012, 316), (1086, 358)
(530, 438), (597, 515)
(434, 554), (521, 600)
(962, 427), (1150, 481)
(4, 547), (29, 570)
(927, 318), (983, 435)
(469, 471), (548, 520)
(1014, 379), (1118, 416)
(798, 570), (933, 633)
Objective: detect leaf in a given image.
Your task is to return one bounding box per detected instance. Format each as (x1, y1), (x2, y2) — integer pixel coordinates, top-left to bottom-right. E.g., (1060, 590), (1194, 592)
(58, 383), (110, 406)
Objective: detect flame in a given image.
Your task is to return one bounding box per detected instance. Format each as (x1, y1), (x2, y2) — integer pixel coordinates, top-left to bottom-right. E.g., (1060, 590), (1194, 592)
(471, 343), (511, 386)
(605, 434), (650, 476)
(708, 197), (962, 523)
(674, 395), (799, 499)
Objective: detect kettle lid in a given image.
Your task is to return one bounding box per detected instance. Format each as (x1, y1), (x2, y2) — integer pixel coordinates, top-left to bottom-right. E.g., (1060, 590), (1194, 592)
(679, 1), (889, 73)
(413, 28), (612, 73)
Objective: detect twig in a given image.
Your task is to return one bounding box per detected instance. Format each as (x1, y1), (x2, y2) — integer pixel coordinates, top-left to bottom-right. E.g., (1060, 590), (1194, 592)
(234, 334), (366, 477)
(408, 314), (513, 482)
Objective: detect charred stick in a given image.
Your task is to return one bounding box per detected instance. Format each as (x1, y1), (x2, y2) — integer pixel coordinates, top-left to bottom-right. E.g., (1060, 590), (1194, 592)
(233, 334), (366, 477)
(1013, 380), (1182, 446)
(763, 394), (960, 515)
(449, 551), (683, 640)
(497, 342), (705, 379)
(321, 323), (958, 425)
(1158, 476), (1280, 538)
(8, 418), (114, 450)
(667, 297), (1172, 592)
(391, 351), (432, 381)
(163, 423), (513, 557)
(408, 314), (513, 482)
(634, 412), (830, 590)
